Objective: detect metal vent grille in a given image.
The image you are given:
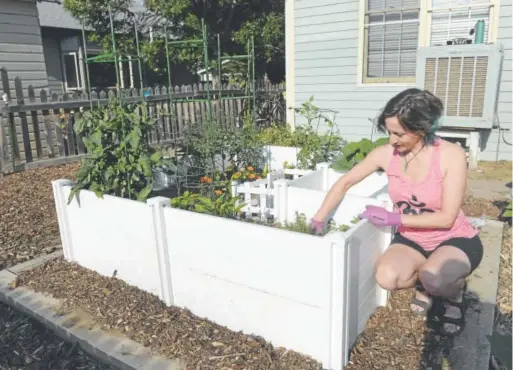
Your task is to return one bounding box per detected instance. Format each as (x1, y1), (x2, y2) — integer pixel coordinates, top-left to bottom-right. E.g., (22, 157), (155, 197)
(424, 56), (488, 118)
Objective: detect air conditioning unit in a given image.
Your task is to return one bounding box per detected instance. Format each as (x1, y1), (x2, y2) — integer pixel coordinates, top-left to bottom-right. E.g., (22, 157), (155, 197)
(416, 44), (503, 129)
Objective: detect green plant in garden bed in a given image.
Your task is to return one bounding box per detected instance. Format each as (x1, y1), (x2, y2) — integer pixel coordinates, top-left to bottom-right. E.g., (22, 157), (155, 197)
(331, 137), (389, 171)
(183, 117), (264, 175)
(68, 100), (164, 203)
(257, 97), (345, 170)
(171, 191), (246, 219)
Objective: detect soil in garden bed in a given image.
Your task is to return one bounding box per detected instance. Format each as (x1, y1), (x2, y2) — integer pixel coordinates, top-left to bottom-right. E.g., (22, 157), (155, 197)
(13, 257), (323, 370)
(0, 163), (80, 270)
(0, 301), (115, 370)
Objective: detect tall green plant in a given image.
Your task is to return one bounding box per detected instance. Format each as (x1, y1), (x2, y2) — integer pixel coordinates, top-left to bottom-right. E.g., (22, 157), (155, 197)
(69, 100), (164, 203)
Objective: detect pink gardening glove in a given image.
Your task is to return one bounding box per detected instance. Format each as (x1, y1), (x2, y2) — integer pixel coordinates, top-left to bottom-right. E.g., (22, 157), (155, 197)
(358, 205), (402, 227)
(311, 219), (326, 235)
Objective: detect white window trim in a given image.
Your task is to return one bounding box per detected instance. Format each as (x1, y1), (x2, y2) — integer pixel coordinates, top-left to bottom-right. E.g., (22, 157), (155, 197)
(61, 52), (83, 91)
(357, 0), (501, 86)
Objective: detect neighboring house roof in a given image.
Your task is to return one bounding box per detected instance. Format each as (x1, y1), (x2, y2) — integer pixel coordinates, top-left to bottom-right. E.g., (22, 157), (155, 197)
(37, 0), (147, 30)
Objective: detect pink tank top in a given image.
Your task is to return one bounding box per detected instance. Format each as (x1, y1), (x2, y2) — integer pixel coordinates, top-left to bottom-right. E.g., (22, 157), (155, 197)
(386, 140), (478, 251)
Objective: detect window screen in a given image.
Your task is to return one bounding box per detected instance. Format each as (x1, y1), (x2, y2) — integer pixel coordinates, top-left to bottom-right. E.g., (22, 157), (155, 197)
(430, 0), (491, 46)
(365, 0), (421, 79)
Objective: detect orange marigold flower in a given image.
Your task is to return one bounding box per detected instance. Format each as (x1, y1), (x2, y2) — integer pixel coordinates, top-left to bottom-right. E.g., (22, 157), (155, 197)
(247, 166), (254, 171)
(248, 173), (256, 180)
(215, 190), (223, 196)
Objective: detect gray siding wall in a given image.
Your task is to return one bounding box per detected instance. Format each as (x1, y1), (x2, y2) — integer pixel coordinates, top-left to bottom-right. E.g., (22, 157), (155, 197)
(293, 0), (512, 161)
(0, 0), (49, 99)
(41, 29), (64, 94)
(484, 0), (513, 161)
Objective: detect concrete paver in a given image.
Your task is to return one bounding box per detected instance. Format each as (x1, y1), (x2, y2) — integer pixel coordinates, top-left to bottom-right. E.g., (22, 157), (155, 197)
(449, 219), (504, 370)
(0, 255), (185, 370)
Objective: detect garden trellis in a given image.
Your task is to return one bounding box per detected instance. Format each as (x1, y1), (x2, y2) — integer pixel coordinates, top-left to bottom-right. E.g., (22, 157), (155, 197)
(77, 3), (260, 197)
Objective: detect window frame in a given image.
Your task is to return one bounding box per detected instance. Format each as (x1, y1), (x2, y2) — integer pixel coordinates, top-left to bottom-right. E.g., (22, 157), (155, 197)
(358, 0), (501, 85)
(61, 52), (83, 91)
(362, 2), (421, 84)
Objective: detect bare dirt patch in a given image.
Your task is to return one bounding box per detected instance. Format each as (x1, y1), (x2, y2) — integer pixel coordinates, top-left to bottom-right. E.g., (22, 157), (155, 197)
(467, 161), (512, 182)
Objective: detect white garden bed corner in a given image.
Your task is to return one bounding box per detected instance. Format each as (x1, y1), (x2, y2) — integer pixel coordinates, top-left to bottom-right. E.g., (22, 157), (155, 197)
(261, 145), (301, 170)
(52, 177), (394, 370)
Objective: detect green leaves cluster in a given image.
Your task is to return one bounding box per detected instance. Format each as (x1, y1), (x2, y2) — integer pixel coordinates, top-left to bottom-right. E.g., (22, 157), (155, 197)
(69, 100), (164, 203)
(183, 115), (263, 174)
(256, 97), (346, 170)
(64, 0), (285, 82)
(170, 191), (245, 218)
(331, 137), (389, 171)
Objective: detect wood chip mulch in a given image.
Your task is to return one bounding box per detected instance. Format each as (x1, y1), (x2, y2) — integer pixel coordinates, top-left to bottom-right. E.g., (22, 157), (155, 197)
(13, 258), (323, 370)
(0, 163), (79, 270)
(0, 301), (114, 370)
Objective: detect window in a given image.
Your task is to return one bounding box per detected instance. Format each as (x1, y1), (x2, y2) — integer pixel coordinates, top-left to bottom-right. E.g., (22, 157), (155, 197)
(62, 52), (82, 90)
(429, 0), (492, 46)
(363, 0), (421, 83)
(360, 0), (499, 84)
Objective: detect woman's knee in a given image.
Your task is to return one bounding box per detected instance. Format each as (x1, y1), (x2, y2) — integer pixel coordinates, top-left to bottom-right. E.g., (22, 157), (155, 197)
(374, 262), (415, 291)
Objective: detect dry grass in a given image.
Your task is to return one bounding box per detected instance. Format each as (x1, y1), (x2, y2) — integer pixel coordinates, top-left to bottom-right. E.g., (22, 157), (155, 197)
(467, 160), (512, 181)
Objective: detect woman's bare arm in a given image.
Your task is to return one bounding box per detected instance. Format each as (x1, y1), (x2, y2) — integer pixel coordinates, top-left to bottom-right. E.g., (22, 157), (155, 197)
(313, 144), (390, 221)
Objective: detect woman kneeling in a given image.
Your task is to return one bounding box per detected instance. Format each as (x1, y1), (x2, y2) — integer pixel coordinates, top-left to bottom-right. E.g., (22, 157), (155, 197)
(311, 88), (483, 337)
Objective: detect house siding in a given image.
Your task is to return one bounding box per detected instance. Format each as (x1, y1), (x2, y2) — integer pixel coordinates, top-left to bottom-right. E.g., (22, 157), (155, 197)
(293, 0), (512, 161)
(482, 0), (512, 161)
(0, 0), (49, 99)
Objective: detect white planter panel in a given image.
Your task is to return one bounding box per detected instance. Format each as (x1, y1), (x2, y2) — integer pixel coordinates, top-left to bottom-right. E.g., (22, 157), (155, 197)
(54, 183), (162, 297)
(289, 168), (388, 198)
(262, 145), (300, 170)
(161, 207), (346, 367)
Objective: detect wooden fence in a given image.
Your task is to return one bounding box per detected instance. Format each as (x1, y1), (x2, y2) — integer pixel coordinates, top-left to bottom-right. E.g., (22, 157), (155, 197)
(0, 71), (285, 175)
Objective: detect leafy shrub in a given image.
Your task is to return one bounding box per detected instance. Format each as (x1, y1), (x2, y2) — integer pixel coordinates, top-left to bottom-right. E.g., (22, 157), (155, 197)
(170, 191), (245, 218)
(331, 137), (389, 171)
(69, 100), (164, 203)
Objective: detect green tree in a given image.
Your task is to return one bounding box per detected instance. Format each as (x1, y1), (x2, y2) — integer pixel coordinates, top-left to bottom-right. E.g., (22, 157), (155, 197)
(63, 0), (285, 83)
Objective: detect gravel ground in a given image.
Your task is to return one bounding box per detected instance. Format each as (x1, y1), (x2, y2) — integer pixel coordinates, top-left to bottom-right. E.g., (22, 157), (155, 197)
(0, 301), (116, 370)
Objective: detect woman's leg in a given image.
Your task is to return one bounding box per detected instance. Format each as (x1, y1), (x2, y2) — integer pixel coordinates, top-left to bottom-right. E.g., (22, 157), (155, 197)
(418, 237), (483, 335)
(375, 243), (427, 291)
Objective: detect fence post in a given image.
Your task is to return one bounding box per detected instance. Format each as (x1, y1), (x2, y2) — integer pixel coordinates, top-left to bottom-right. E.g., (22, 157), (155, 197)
(147, 197), (175, 306)
(0, 68), (14, 174)
(315, 162), (330, 192)
(274, 179), (289, 224)
(14, 77), (33, 163)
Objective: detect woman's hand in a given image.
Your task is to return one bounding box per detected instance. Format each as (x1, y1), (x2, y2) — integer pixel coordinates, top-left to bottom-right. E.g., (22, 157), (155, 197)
(358, 205), (402, 227)
(311, 219), (326, 235)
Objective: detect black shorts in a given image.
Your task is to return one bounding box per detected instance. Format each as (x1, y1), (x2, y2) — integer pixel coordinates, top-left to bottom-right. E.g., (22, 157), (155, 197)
(391, 232), (484, 272)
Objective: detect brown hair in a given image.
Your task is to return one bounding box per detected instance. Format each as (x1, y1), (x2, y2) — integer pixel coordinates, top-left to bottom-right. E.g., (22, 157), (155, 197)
(377, 88), (444, 144)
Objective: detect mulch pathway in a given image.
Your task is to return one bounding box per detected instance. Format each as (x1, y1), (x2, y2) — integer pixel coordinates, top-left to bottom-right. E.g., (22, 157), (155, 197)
(0, 301), (114, 370)
(2, 162), (511, 369)
(0, 163), (79, 270)
(13, 258), (323, 370)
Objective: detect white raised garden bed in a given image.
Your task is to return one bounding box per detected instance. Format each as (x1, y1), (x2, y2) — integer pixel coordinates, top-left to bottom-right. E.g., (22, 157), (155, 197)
(279, 165), (389, 225)
(261, 145), (300, 170)
(52, 178), (393, 370)
(232, 163), (389, 225)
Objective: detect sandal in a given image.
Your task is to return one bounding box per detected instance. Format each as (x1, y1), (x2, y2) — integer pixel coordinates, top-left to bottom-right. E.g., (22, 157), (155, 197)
(437, 283), (468, 337)
(411, 281), (433, 316)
